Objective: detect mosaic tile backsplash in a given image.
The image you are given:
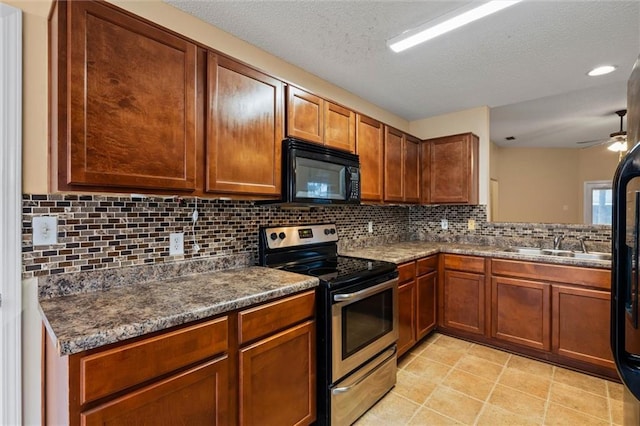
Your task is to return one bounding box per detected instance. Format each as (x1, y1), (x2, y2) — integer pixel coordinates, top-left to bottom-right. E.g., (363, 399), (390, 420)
(22, 194), (612, 279)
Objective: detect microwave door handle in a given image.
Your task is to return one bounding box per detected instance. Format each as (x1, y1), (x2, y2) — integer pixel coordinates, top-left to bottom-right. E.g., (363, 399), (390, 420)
(333, 279), (396, 303)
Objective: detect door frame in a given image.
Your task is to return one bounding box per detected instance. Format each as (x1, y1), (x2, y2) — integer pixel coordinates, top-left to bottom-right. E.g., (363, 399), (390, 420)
(0, 3), (23, 425)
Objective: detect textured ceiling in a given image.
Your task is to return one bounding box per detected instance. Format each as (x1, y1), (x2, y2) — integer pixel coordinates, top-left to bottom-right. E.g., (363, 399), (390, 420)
(165, 0), (640, 148)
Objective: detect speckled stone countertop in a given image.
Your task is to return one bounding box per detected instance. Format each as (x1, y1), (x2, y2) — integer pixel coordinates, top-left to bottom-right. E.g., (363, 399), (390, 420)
(40, 266), (318, 356)
(341, 241), (611, 269)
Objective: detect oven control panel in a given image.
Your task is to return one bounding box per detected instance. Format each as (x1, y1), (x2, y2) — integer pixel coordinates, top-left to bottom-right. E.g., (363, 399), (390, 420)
(262, 223), (338, 249)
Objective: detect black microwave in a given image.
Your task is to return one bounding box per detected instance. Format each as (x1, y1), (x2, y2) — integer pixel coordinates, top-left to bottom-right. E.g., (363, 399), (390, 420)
(281, 138), (360, 205)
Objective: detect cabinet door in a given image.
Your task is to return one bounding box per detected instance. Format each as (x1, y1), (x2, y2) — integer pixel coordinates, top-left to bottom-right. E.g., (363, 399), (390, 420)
(398, 280), (417, 357)
(419, 141), (430, 204)
(426, 133), (479, 204)
(384, 126), (404, 203)
(442, 270), (485, 335)
(81, 356), (229, 426)
(416, 271), (437, 340)
(287, 86), (323, 144)
(552, 285), (615, 369)
(239, 320), (316, 425)
(356, 115), (384, 202)
(207, 54), (283, 196)
(62, 1), (198, 191)
(404, 135), (421, 203)
(491, 277), (551, 351)
(324, 101), (355, 153)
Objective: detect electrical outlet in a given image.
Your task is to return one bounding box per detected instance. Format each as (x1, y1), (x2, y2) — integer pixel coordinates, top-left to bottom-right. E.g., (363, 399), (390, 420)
(368, 221), (373, 233)
(32, 216), (58, 246)
(468, 219), (476, 230)
(169, 232), (184, 256)
(440, 219), (448, 230)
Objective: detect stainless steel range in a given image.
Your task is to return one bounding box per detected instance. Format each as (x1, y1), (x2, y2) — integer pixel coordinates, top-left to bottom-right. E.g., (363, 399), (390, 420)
(258, 223), (399, 425)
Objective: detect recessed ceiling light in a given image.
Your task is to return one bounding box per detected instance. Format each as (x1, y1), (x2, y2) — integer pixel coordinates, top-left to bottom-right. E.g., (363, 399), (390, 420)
(387, 0), (522, 53)
(587, 65), (617, 77)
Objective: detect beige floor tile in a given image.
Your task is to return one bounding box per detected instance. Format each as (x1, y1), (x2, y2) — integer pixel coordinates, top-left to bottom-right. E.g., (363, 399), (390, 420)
(607, 380), (624, 401)
(431, 334), (473, 351)
(441, 368), (495, 401)
(397, 353), (416, 371)
(610, 397), (623, 425)
(549, 381), (610, 421)
(498, 366), (551, 400)
(367, 392), (420, 425)
(553, 366), (608, 397)
(506, 354), (554, 377)
(408, 407), (462, 425)
(424, 385), (484, 424)
(407, 338), (432, 356)
(352, 411), (387, 426)
(392, 369), (438, 404)
(468, 343), (511, 365)
(476, 403), (541, 426)
(545, 402), (610, 426)
(455, 354), (505, 381)
(403, 356), (452, 382)
(418, 341), (467, 366)
(488, 384), (546, 419)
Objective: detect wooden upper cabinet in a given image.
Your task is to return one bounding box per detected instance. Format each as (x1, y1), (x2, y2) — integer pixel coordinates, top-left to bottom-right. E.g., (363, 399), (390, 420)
(206, 54), (283, 197)
(287, 86), (323, 144)
(356, 114), (384, 202)
(404, 135), (420, 203)
(384, 127), (404, 202)
(422, 132), (479, 205)
(324, 102), (356, 153)
(51, 1), (200, 192)
(286, 86), (355, 153)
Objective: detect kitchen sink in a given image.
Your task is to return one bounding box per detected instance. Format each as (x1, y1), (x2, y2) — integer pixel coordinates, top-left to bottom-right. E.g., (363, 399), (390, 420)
(503, 247), (611, 261)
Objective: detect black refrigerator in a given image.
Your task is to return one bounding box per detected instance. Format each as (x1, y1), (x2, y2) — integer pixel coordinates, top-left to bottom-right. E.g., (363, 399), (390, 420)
(612, 53), (640, 424)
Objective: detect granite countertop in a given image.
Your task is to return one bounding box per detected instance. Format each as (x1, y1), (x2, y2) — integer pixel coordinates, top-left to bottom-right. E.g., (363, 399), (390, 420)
(341, 241), (611, 269)
(40, 266), (319, 356)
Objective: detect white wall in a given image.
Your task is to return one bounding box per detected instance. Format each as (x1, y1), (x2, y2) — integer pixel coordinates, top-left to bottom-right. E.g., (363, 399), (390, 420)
(409, 106), (491, 206)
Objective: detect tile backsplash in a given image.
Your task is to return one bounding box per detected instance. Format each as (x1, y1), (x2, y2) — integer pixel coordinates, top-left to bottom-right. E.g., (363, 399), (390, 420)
(22, 194), (612, 279)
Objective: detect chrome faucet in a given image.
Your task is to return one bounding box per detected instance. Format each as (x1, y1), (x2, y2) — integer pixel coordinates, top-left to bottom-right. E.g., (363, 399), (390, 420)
(577, 236), (588, 253)
(553, 234), (564, 250)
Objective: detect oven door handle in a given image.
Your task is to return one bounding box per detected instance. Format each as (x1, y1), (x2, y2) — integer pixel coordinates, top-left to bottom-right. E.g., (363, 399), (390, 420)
(333, 279), (396, 303)
(331, 345), (397, 395)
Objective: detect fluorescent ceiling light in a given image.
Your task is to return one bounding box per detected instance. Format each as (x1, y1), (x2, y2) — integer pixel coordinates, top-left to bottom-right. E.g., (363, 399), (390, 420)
(388, 1), (523, 53)
(587, 65), (617, 76)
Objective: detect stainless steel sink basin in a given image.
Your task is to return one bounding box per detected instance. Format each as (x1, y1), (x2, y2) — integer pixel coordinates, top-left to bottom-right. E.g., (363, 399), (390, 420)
(540, 249), (574, 257)
(572, 252), (612, 261)
(504, 247), (545, 255)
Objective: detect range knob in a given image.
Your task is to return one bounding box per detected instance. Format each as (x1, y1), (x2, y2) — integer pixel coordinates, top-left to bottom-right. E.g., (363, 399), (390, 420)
(279, 232), (286, 240)
(269, 232), (278, 241)
(330, 228), (336, 235)
(324, 228), (331, 235)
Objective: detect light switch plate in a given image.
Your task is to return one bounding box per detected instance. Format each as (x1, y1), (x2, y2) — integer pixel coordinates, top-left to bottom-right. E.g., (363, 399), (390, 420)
(32, 216), (58, 246)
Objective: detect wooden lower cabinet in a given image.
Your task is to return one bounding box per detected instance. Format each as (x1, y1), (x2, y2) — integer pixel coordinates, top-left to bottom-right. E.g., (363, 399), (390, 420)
(552, 285), (614, 369)
(81, 356), (228, 426)
(442, 269), (486, 335)
(397, 279), (417, 356)
(416, 271), (437, 340)
(491, 276), (551, 351)
(239, 321), (316, 425)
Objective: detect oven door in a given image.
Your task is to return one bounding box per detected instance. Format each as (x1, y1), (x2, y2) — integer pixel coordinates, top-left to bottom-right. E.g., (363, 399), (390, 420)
(331, 277), (398, 382)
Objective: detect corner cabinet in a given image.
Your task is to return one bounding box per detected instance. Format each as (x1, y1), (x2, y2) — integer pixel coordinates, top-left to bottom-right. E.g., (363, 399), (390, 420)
(356, 114), (384, 202)
(421, 133), (479, 205)
(286, 86), (356, 153)
(206, 54), (284, 197)
(50, 0), (200, 193)
(383, 127), (420, 204)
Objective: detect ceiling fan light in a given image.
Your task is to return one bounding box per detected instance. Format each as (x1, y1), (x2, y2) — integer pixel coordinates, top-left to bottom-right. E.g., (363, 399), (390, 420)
(587, 65), (617, 76)
(608, 141), (628, 152)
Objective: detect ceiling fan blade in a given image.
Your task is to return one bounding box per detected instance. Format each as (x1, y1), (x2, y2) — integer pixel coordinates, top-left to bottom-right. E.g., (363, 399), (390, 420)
(576, 138), (606, 145)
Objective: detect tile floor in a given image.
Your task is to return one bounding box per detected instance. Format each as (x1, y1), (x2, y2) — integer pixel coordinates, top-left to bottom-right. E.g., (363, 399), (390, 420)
(355, 333), (623, 425)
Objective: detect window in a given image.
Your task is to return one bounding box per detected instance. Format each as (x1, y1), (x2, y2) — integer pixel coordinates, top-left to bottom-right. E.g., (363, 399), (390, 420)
(584, 181), (612, 225)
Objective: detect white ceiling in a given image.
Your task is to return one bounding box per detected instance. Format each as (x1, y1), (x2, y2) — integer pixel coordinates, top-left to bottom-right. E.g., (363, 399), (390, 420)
(165, 0), (640, 148)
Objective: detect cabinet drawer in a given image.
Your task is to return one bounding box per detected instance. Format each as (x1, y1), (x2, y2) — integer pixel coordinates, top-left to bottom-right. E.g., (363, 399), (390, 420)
(491, 259), (610, 290)
(239, 291), (315, 345)
(79, 316), (228, 405)
(444, 254), (485, 274)
(416, 255), (438, 276)
(398, 262), (416, 284)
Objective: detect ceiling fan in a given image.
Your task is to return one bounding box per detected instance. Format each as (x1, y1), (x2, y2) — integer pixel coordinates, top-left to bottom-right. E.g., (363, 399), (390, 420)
(577, 109), (628, 152)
